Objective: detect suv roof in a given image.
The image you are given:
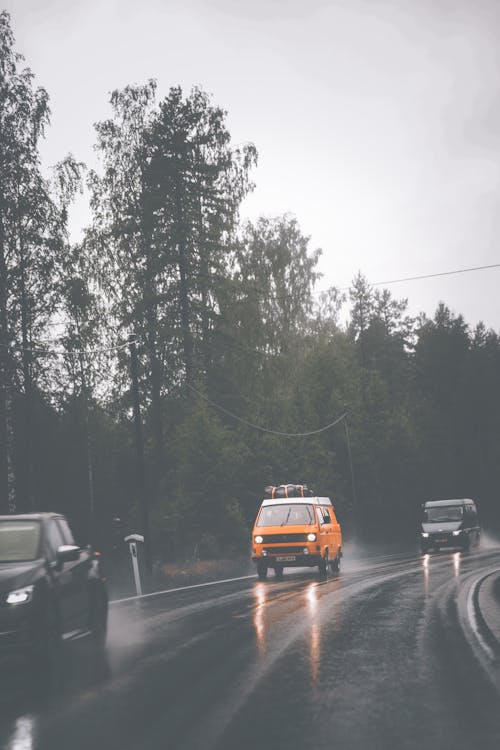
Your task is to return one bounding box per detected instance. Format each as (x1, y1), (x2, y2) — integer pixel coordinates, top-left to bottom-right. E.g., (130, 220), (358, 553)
(0, 512), (63, 522)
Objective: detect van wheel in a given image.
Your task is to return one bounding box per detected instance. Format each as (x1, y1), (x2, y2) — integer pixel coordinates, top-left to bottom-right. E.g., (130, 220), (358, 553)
(274, 565), (284, 580)
(318, 551), (329, 578)
(330, 553), (340, 573)
(257, 561), (268, 580)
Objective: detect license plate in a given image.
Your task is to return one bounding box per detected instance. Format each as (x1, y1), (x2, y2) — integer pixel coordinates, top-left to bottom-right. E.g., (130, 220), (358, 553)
(276, 556), (296, 562)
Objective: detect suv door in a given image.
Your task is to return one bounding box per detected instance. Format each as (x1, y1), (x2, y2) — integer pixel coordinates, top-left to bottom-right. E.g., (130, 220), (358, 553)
(44, 519), (85, 636)
(56, 518), (91, 632)
(44, 519), (77, 635)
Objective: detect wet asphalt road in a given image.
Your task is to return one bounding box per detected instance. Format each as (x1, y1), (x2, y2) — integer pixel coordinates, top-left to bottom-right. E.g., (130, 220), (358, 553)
(2, 546), (500, 750)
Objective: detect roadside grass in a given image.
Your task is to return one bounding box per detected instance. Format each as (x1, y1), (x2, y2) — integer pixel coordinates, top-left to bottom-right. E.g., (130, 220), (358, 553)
(155, 557), (253, 588)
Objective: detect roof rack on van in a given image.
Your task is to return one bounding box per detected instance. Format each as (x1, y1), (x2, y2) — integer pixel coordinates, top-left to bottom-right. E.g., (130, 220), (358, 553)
(264, 484), (314, 499)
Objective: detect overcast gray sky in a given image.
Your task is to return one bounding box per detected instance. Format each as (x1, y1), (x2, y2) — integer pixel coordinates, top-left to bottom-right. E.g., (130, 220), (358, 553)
(5, 0), (500, 328)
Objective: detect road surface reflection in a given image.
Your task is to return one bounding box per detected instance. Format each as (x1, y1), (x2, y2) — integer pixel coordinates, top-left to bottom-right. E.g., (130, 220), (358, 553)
(5, 715), (36, 750)
(253, 582), (267, 655)
(306, 583), (320, 683)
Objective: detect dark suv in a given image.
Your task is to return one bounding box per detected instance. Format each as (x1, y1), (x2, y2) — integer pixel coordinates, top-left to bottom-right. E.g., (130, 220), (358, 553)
(0, 513), (108, 669)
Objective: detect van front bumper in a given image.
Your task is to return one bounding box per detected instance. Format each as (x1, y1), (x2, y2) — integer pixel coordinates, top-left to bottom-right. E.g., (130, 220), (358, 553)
(252, 553), (322, 567)
(421, 532), (468, 550)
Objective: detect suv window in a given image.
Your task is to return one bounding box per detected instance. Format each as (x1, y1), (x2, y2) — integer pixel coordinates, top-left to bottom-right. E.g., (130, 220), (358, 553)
(45, 520), (65, 560)
(56, 518), (75, 546)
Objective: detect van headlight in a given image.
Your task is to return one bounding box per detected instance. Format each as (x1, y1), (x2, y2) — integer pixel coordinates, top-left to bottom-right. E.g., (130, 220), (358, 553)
(6, 585), (34, 605)
(421, 532), (429, 538)
(254, 535), (263, 544)
(307, 533), (317, 542)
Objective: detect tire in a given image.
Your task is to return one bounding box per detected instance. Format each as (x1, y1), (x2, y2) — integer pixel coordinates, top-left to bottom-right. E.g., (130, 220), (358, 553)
(274, 564), (284, 580)
(89, 586), (108, 649)
(257, 561), (268, 580)
(318, 551), (329, 578)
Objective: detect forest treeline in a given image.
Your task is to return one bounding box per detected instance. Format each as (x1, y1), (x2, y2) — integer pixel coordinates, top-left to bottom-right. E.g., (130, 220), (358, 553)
(1, 11), (499, 559)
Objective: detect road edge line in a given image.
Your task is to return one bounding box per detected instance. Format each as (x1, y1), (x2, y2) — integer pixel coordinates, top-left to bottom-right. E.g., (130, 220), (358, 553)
(110, 573), (257, 605)
(466, 571), (498, 661)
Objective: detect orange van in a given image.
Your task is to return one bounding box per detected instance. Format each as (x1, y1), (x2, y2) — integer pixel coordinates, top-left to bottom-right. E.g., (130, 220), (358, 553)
(251, 484), (342, 579)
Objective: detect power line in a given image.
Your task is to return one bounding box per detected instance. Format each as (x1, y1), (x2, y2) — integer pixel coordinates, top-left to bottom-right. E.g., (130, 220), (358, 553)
(227, 261), (500, 303)
(187, 383), (347, 437)
(2, 337), (140, 357)
(339, 262), (500, 292)
(4, 262), (498, 357)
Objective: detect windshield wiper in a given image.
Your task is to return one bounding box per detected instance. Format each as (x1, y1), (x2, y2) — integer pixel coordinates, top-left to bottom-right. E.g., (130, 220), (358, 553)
(281, 508), (292, 526)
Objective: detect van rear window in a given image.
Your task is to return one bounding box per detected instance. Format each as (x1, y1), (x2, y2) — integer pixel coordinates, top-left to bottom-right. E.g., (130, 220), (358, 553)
(256, 504), (315, 527)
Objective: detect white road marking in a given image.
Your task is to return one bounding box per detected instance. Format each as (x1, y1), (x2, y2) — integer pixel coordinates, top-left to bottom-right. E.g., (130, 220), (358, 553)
(110, 573), (257, 605)
(465, 571), (497, 661)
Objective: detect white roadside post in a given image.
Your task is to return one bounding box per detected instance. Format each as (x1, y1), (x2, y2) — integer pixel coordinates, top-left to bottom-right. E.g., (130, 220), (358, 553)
(125, 533), (145, 596)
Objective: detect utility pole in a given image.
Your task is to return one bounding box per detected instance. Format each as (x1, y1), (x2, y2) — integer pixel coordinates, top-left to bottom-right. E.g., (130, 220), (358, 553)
(129, 334), (152, 576)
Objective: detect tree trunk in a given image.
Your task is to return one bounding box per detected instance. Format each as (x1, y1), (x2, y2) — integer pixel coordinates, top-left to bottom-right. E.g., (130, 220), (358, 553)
(0, 200), (10, 513)
(145, 314), (164, 484)
(139, 173), (164, 486)
(18, 201), (34, 511)
(197, 191), (211, 378)
(76, 319), (95, 542)
(174, 167), (194, 388)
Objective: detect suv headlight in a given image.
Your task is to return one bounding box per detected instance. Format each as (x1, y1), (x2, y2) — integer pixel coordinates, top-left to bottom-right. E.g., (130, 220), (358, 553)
(421, 532), (429, 538)
(6, 585), (34, 605)
(452, 530), (462, 536)
(307, 533), (317, 542)
(254, 535), (263, 544)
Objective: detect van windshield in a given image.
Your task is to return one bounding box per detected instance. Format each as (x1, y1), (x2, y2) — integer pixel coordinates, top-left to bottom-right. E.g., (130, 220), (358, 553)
(256, 504), (315, 527)
(424, 506), (463, 523)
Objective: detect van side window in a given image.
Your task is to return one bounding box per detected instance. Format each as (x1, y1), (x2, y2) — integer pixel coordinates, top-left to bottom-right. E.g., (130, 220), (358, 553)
(317, 507), (330, 524)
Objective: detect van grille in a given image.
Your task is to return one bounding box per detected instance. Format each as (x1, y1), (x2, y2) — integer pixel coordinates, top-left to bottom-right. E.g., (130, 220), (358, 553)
(264, 546), (305, 554)
(260, 533), (308, 543)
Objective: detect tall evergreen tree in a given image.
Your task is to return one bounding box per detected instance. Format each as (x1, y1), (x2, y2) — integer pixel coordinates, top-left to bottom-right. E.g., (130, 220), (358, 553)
(0, 12), (67, 511)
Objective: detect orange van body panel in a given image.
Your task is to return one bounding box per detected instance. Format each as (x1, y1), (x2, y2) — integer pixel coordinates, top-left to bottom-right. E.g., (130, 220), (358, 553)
(251, 497), (342, 572)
